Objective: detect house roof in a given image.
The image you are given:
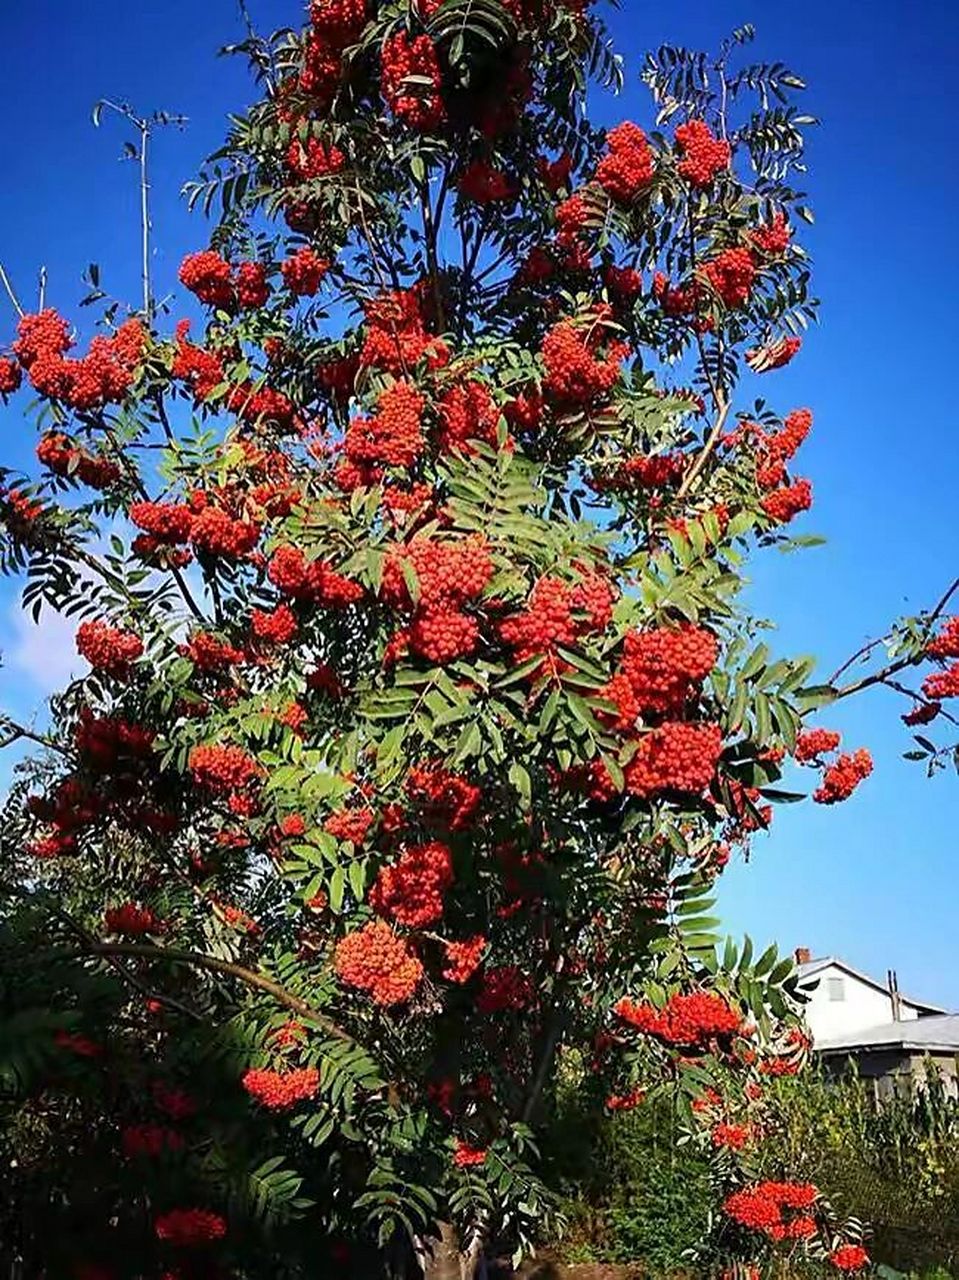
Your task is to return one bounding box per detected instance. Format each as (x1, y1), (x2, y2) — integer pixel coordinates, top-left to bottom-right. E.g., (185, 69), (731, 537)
(817, 1014), (959, 1055)
(796, 956), (946, 1017)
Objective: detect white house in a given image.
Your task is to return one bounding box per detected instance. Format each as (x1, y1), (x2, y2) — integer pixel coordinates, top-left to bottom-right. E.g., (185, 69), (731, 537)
(795, 953), (944, 1045)
(795, 952), (958, 1096)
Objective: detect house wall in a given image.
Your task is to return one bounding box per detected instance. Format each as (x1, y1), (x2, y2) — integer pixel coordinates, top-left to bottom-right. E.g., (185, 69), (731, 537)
(822, 1049), (959, 1100)
(799, 962), (920, 1043)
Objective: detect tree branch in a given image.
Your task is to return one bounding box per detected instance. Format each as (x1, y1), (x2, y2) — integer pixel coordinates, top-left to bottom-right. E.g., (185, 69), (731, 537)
(72, 941), (355, 1042)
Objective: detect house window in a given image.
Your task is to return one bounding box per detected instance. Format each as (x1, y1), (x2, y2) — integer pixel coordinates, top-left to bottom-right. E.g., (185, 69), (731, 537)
(827, 976), (845, 1002)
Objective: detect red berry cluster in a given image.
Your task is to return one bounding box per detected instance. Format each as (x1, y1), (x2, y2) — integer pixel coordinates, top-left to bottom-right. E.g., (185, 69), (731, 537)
(794, 728), (841, 764)
(538, 151), (574, 193)
(121, 1125), (185, 1158)
(604, 263), (643, 302)
(370, 840), (453, 927)
(361, 287), (449, 374)
(605, 1086), (646, 1112)
(0, 356), (21, 395)
(281, 246), (330, 296)
(751, 210), (792, 256)
(130, 500), (195, 546)
(406, 762), (481, 831)
(324, 806), (375, 844)
(926, 616), (959, 660)
(76, 619), (144, 679)
(830, 1245), (870, 1272)
(452, 1141), (488, 1168)
(345, 380), (426, 469)
(299, 1), (367, 101)
(542, 316), (629, 408)
(762, 478), (812, 525)
(181, 631), (244, 672)
(268, 544), (364, 608)
(286, 135), (346, 182)
(813, 748), (873, 805)
(922, 665), (959, 700)
(381, 33), (445, 132)
(437, 380), (500, 453)
(723, 1181), (819, 1240)
(241, 1067), (320, 1110)
(623, 722), (723, 798)
(188, 744), (261, 794)
(595, 122), (654, 204)
(701, 247), (757, 309)
(154, 1208), (227, 1247)
(382, 534), (492, 664)
(459, 160), (515, 204)
(712, 1122), (751, 1150)
(476, 965), (533, 1014)
(36, 433), (120, 490)
(13, 311), (145, 410)
(189, 504), (261, 561)
(615, 990), (741, 1045)
(179, 252), (270, 311)
(251, 604), (298, 647)
(674, 120), (730, 187)
(442, 935), (486, 983)
(75, 713), (154, 768)
(604, 626), (718, 725)
(334, 919), (424, 1004)
(104, 903), (162, 936)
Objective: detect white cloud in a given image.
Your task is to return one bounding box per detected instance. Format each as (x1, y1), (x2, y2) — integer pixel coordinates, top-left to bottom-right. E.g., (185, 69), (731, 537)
(4, 597), (81, 704)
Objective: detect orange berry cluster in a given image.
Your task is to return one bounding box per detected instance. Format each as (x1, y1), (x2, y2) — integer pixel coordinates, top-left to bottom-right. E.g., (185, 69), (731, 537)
(442, 935), (486, 983)
(624, 722), (723, 798)
(267, 544), (363, 607)
(381, 32), (445, 132)
(701, 246), (757, 309)
(345, 380), (426, 469)
(281, 246), (330, 297)
(13, 311), (145, 411)
(36, 433), (120, 490)
(104, 903), (162, 936)
(324, 806), (375, 844)
(188, 744), (260, 794)
(606, 625), (718, 725)
(723, 1181), (818, 1239)
(615, 990), (742, 1045)
(250, 604), (298, 647)
(154, 1208), (227, 1247)
(241, 1067), (320, 1110)
(542, 316), (629, 408)
(334, 919), (424, 1005)
(370, 840), (453, 928)
(76, 620), (144, 679)
(794, 728), (841, 764)
(813, 748), (873, 805)
(596, 122), (654, 204)
(674, 120), (730, 187)
(437, 380), (500, 453)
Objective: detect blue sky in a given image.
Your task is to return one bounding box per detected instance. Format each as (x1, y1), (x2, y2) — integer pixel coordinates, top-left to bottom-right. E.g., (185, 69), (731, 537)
(1, 1), (957, 1005)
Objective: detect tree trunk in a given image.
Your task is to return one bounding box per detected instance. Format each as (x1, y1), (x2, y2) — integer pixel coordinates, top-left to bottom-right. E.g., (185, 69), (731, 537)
(419, 1223), (486, 1280)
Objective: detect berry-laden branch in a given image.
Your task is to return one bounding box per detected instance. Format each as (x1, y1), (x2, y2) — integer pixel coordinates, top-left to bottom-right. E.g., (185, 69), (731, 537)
(67, 941), (356, 1043)
(832, 576), (959, 699)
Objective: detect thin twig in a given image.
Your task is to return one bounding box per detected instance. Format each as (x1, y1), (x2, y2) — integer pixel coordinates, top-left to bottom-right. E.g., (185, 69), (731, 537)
(0, 261), (25, 319)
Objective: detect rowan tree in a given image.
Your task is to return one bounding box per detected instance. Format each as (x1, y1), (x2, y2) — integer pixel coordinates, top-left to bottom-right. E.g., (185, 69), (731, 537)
(0, 3), (952, 1278)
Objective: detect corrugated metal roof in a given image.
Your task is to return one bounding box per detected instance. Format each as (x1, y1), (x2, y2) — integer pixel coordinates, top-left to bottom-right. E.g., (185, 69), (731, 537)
(817, 1014), (959, 1054)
